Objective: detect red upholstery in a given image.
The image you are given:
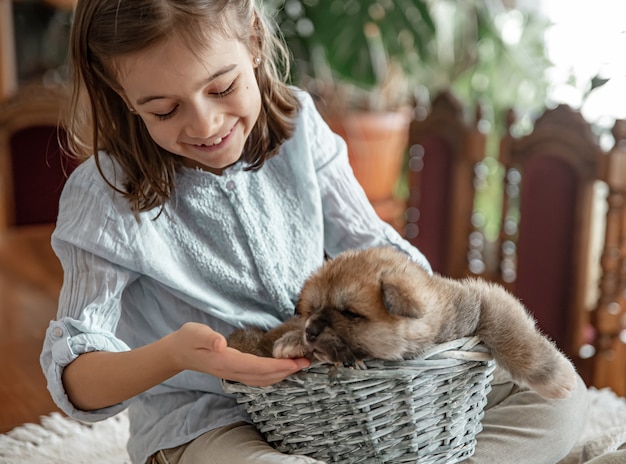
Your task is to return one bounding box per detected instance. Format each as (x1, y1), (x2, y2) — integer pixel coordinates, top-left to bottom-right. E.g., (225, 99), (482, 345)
(10, 125), (72, 226)
(407, 135), (453, 274)
(515, 155), (577, 349)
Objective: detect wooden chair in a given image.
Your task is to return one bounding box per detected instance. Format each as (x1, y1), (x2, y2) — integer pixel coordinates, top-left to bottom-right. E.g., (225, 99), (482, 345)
(405, 91), (486, 278)
(0, 81), (73, 231)
(592, 120), (626, 396)
(497, 104), (604, 381)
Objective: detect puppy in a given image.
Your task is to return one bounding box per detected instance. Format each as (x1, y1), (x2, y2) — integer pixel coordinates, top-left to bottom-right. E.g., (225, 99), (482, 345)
(227, 246), (578, 399)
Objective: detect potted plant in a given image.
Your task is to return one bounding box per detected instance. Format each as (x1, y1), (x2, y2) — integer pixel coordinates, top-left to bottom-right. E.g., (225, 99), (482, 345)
(265, 0), (436, 224)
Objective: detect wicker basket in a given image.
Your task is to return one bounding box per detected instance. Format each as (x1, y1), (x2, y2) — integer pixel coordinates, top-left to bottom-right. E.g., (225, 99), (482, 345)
(223, 336), (495, 464)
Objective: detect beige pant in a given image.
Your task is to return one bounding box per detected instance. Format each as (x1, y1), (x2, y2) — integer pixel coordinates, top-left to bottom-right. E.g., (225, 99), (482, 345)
(148, 374), (589, 464)
(147, 421), (324, 464)
(466, 373), (589, 464)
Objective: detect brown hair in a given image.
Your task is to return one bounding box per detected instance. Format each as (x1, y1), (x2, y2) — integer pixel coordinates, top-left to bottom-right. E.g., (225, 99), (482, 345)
(66, 0), (299, 212)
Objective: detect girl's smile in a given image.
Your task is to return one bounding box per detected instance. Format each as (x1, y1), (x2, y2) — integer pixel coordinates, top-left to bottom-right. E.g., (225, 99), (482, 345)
(187, 122), (235, 151)
(116, 35), (261, 175)
(195, 125), (232, 148)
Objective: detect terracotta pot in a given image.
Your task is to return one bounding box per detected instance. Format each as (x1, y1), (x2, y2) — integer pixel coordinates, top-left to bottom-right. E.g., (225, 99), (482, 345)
(325, 110), (410, 202)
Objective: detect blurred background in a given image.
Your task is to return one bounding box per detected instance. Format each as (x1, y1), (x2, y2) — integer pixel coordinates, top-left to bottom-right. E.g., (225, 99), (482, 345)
(5, 0), (626, 240)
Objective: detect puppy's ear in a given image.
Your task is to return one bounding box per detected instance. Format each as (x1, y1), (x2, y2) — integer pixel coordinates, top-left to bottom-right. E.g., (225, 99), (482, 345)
(381, 277), (423, 318)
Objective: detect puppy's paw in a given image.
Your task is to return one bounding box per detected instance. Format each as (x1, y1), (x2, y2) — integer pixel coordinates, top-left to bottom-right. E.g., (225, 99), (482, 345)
(227, 327), (264, 354)
(342, 360), (367, 370)
(273, 330), (308, 359)
(526, 354), (578, 400)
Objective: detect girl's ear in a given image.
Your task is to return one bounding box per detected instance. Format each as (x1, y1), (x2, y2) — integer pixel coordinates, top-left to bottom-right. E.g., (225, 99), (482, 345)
(249, 12), (263, 61)
(112, 88), (135, 114)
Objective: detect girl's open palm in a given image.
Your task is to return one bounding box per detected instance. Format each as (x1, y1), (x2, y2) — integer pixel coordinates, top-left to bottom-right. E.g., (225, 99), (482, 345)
(169, 322), (310, 386)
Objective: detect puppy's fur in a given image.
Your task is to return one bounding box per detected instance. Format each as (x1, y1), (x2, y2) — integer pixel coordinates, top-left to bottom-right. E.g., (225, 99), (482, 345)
(228, 246), (577, 399)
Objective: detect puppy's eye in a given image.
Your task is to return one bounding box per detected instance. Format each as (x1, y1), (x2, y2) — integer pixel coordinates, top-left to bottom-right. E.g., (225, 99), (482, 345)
(342, 309), (363, 320)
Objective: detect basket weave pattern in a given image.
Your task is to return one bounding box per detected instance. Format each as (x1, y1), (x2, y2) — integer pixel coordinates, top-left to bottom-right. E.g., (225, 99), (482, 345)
(223, 337), (495, 463)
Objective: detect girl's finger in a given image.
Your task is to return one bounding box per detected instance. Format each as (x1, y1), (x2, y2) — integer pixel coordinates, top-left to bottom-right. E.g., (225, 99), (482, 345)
(218, 349), (310, 377)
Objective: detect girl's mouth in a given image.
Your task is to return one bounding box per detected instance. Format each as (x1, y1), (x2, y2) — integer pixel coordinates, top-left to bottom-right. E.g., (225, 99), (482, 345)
(193, 126), (234, 149)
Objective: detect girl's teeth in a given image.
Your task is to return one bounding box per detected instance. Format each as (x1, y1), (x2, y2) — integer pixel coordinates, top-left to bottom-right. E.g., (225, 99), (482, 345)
(196, 129), (231, 147)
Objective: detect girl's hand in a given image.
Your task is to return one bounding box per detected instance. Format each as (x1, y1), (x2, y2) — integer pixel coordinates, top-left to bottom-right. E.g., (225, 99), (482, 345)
(167, 322), (310, 387)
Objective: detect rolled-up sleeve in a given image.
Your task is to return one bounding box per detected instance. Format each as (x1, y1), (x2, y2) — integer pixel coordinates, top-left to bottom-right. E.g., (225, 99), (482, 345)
(40, 240), (139, 422)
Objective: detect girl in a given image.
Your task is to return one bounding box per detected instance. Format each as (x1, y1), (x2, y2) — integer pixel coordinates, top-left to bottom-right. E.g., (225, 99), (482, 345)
(40, 1), (588, 463)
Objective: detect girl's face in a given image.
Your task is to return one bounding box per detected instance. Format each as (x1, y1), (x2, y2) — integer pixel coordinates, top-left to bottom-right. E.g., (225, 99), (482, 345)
(116, 33), (262, 175)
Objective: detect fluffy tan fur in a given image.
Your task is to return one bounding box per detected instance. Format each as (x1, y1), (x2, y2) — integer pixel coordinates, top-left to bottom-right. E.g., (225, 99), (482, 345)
(227, 246), (577, 399)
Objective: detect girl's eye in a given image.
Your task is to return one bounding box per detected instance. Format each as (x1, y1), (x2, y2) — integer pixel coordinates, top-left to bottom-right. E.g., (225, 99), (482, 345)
(151, 78), (237, 120)
(213, 80), (236, 98)
(154, 105), (179, 121)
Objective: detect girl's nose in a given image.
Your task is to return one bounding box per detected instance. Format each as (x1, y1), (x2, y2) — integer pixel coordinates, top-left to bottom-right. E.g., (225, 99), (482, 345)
(184, 102), (223, 139)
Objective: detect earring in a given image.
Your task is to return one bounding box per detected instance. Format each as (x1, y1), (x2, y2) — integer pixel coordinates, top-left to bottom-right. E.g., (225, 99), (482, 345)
(128, 107), (137, 114)
(254, 56), (261, 66)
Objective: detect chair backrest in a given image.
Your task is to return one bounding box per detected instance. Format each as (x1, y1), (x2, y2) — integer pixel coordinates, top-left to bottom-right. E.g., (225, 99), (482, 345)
(0, 81), (73, 230)
(592, 120), (626, 396)
(497, 104), (602, 362)
(405, 91), (485, 278)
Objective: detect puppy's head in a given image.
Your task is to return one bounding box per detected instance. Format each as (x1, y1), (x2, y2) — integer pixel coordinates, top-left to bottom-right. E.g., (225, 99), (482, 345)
(296, 247), (432, 363)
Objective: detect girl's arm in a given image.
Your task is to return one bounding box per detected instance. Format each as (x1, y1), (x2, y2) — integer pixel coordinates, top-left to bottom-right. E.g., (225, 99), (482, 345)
(62, 322), (309, 411)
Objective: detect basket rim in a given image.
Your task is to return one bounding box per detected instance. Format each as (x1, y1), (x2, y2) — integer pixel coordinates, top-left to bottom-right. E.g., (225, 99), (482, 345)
(223, 336), (494, 391)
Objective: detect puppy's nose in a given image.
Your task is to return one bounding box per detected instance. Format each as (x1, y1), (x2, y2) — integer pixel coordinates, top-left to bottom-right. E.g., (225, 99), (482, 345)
(305, 316), (328, 343)
(305, 324), (321, 343)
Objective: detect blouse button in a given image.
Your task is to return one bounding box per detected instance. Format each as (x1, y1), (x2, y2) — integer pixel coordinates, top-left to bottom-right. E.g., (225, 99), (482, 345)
(52, 327), (64, 338)
(225, 180), (235, 191)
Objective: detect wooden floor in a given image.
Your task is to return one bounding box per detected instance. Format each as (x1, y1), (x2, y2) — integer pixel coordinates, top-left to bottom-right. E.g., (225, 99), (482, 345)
(0, 224), (63, 433)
